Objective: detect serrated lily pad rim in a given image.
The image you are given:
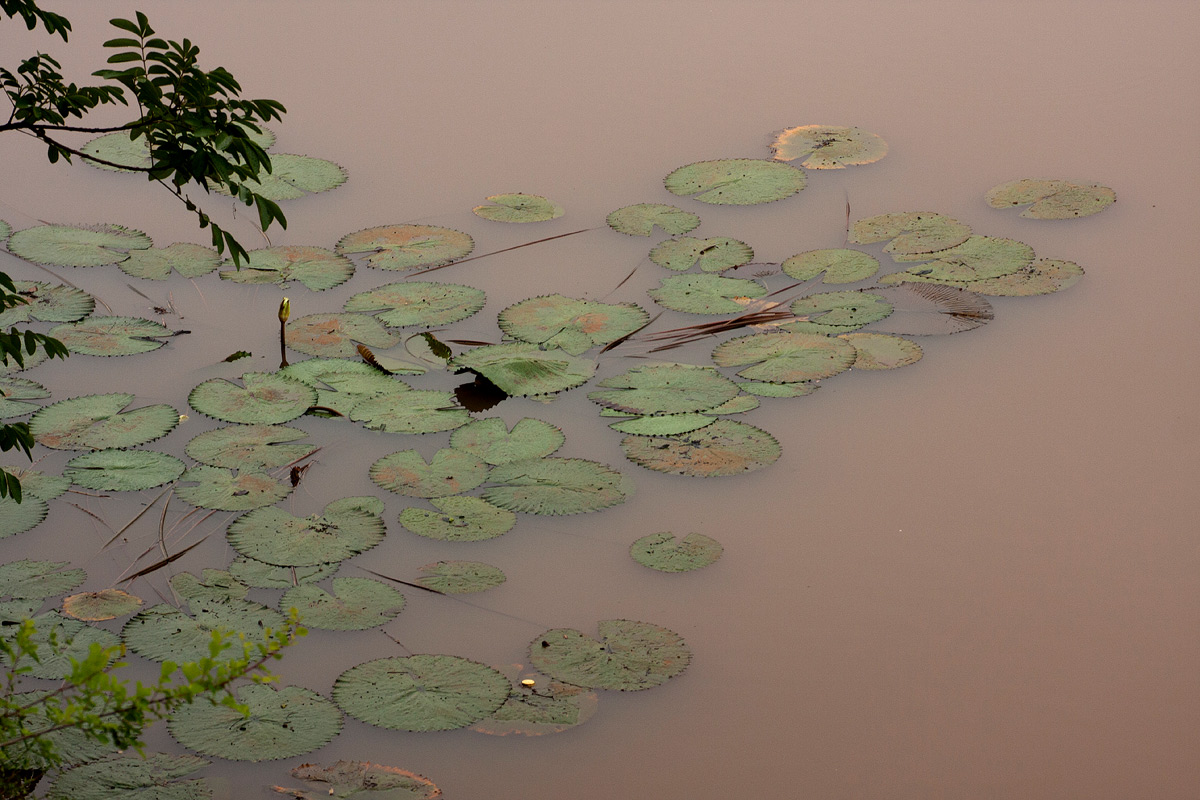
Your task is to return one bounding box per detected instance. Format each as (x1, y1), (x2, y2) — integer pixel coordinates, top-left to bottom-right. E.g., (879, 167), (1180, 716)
(64, 449), (186, 491)
(343, 280), (487, 328)
(49, 315), (173, 357)
(7, 223), (152, 267)
(335, 224), (475, 271)
(61, 588), (144, 621)
(174, 464), (291, 511)
(472, 193), (565, 223)
(648, 273), (768, 315)
(0, 559), (85, 599)
(0, 494), (49, 538)
(30, 392), (180, 450)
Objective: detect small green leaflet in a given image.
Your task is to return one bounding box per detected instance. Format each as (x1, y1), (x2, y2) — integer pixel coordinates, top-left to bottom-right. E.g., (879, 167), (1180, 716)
(473, 193), (564, 223)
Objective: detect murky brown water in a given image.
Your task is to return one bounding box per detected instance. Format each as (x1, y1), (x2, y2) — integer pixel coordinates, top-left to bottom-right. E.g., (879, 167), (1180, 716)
(3, 2), (1198, 798)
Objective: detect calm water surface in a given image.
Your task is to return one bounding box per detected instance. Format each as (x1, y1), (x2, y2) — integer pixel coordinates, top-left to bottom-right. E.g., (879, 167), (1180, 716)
(2, 2), (1198, 798)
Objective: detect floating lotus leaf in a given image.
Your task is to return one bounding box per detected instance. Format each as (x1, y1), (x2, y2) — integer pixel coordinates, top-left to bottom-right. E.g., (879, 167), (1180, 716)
(188, 372), (316, 424)
(219, 245), (353, 291)
(186, 424), (315, 471)
(449, 417), (565, 465)
(529, 619), (691, 691)
(49, 316), (173, 356)
(2, 611), (120, 680)
(631, 532), (723, 572)
(839, 332), (923, 369)
(769, 124), (888, 169)
(229, 556), (337, 589)
(118, 242), (222, 280)
(174, 465), (290, 510)
(450, 343), (596, 396)
(31, 394), (176, 450)
(80, 124), (275, 171)
(781, 248), (879, 284)
(227, 498), (385, 567)
(649, 237), (754, 272)
(284, 312), (399, 359)
(281, 577), (405, 631)
(370, 448), (489, 499)
(605, 203), (701, 237)
(869, 283), (994, 336)
(62, 588), (144, 621)
(471, 665), (599, 737)
(281, 358), (410, 416)
(985, 178), (1115, 219)
(344, 281), (486, 328)
(665, 158), (806, 205)
(0, 560), (84, 598)
(0, 467), (69, 500)
(0, 495), (49, 538)
(712, 331), (857, 383)
(336, 224), (474, 271)
(0, 598), (41, 623)
(46, 752), (211, 800)
(414, 561), (505, 594)
(482, 457), (633, 516)
(889, 235), (1035, 284)
(333, 654), (509, 732)
(648, 273), (767, 314)
(0, 376), (49, 418)
(7, 223), (152, 267)
(123, 599), (285, 663)
(350, 390), (470, 434)
(849, 212), (972, 255)
(212, 153), (347, 201)
(736, 380), (817, 398)
(705, 394), (759, 414)
(783, 290), (893, 334)
(621, 419), (781, 477)
(169, 682), (342, 762)
(0, 343), (49, 374)
(589, 363), (739, 415)
(608, 413), (715, 436)
(473, 193), (564, 223)
(0, 280), (94, 326)
(497, 295), (648, 356)
(895, 258), (1084, 296)
(170, 570), (250, 604)
(398, 496), (517, 542)
(275, 760), (441, 800)
(64, 449), (185, 491)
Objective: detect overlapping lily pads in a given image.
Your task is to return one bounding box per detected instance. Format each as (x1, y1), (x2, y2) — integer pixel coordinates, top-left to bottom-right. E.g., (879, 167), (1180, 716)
(605, 203), (700, 237)
(482, 457), (633, 515)
(7, 223), (152, 267)
(769, 124), (888, 169)
(170, 570), (249, 605)
(0, 376), (49, 418)
(64, 449), (186, 491)
(712, 331), (858, 383)
(30, 393), (179, 450)
(888, 235), (1034, 281)
(344, 281), (486, 327)
(0, 280), (94, 326)
(781, 249), (879, 284)
(784, 290), (894, 334)
(0, 559), (84, 599)
(350, 390), (470, 434)
(336, 224), (474, 271)
(620, 419), (781, 477)
(450, 343), (596, 397)
(589, 363), (739, 415)
(648, 273), (767, 314)
(122, 599), (285, 663)
(118, 242), (222, 280)
(471, 666), (599, 737)
(985, 178), (1115, 219)
(2, 612), (119, 680)
(227, 497), (386, 567)
(497, 295), (649, 355)
(649, 237), (754, 272)
(281, 577), (405, 630)
(839, 332), (923, 369)
(189, 373), (316, 424)
(211, 153), (347, 201)
(630, 532), (723, 572)
(49, 316), (174, 356)
(849, 212), (972, 255)
(529, 619), (691, 691)
(414, 561), (506, 594)
(398, 496), (517, 541)
(281, 358), (410, 416)
(229, 556), (338, 589)
(664, 159), (807, 205)
(898, 258), (1085, 296)
(174, 465), (290, 511)
(473, 193), (564, 223)
(219, 245), (354, 291)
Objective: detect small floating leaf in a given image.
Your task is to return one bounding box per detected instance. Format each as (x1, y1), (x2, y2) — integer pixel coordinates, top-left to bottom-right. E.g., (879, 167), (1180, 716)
(781, 248), (879, 284)
(712, 331), (858, 383)
(985, 178), (1115, 219)
(482, 457), (633, 516)
(186, 424), (316, 471)
(7, 223), (152, 267)
(223, 350), (252, 363)
(849, 212), (971, 255)
(275, 760), (441, 800)
(648, 273), (767, 315)
(227, 497), (385, 567)
(63, 449), (185, 491)
(212, 153), (347, 201)
(344, 281), (486, 327)
(497, 295), (649, 355)
(219, 245), (354, 291)
(769, 124), (888, 169)
(529, 619), (691, 691)
(62, 589), (143, 621)
(285, 313), (399, 358)
(0, 560), (85, 598)
(839, 332), (923, 369)
(398, 496), (517, 542)
(605, 203), (700, 237)
(123, 599), (285, 663)
(473, 193), (564, 223)
(119, 242), (222, 280)
(621, 419), (781, 477)
(631, 532), (723, 572)
(188, 373), (316, 424)
(350, 390), (470, 434)
(370, 448), (489, 498)
(589, 363), (739, 415)
(0, 280), (94, 326)
(414, 561), (506, 594)
(784, 290), (893, 334)
(448, 417), (564, 465)
(649, 237), (753, 272)
(49, 316), (173, 356)
(281, 577), (405, 630)
(664, 158), (806, 205)
(46, 752), (210, 800)
(174, 465), (290, 511)
(30, 393), (179, 449)
(450, 343), (596, 397)
(336, 224), (474, 271)
(0, 376), (49, 419)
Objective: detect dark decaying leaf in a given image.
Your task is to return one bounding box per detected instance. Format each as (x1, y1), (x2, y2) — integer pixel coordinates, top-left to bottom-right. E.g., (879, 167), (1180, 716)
(528, 619), (691, 691)
(274, 760), (441, 800)
(868, 283), (994, 335)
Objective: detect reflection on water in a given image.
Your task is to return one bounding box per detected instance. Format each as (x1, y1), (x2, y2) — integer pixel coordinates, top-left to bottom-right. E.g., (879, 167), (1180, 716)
(2, 1), (1198, 797)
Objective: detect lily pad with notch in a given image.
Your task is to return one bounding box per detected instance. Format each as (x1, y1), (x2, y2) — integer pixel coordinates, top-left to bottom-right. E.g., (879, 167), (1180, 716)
(769, 124), (888, 169)
(648, 273), (767, 315)
(7, 223), (152, 267)
(473, 193), (564, 223)
(606, 203), (701, 237)
(30, 392), (179, 450)
(398, 495), (517, 542)
(211, 153), (347, 201)
(712, 331), (858, 383)
(449, 342), (596, 397)
(781, 248), (879, 284)
(0, 280), (94, 326)
(881, 257), (1085, 296)
(783, 290), (893, 334)
(174, 465), (290, 511)
(482, 457), (634, 516)
(0, 560), (85, 599)
(219, 245), (354, 291)
(227, 497), (386, 567)
(414, 561), (505, 594)
(589, 362), (739, 416)
(281, 358), (410, 416)
(350, 390), (470, 434)
(0, 376), (49, 419)
(344, 280), (486, 328)
(370, 448), (489, 498)
(50, 316), (175, 357)
(631, 532), (723, 572)
(118, 242), (222, 280)
(122, 598), (285, 663)
(186, 424), (316, 471)
(45, 752), (211, 800)
(529, 619), (691, 691)
(649, 237), (753, 272)
(985, 178), (1115, 219)
(189, 372), (316, 425)
(497, 295), (650, 355)
(449, 417), (565, 465)
(64, 449), (185, 491)
(280, 577), (405, 630)
(838, 332), (923, 369)
(621, 419), (781, 478)
(471, 665), (599, 737)
(849, 212), (972, 256)
(62, 589), (143, 621)
(664, 158), (807, 205)
(336, 224), (474, 271)
(284, 313), (399, 359)
(888, 235), (1034, 282)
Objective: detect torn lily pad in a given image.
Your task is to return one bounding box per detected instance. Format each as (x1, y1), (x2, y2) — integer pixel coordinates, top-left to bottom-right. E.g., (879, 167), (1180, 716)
(497, 295), (649, 355)
(186, 424), (316, 471)
(985, 178), (1115, 219)
(219, 245), (354, 291)
(61, 589), (143, 621)
(473, 193), (564, 223)
(713, 331), (857, 383)
(839, 332), (923, 369)
(849, 212), (971, 255)
(281, 577), (405, 630)
(123, 599), (285, 663)
(118, 242), (222, 280)
(0, 560), (85, 599)
(664, 158), (807, 205)
(336, 224), (474, 271)
(285, 313), (399, 358)
(188, 372), (316, 424)
(649, 237), (753, 272)
(344, 281), (486, 327)
(482, 457), (633, 516)
(648, 273), (767, 315)
(30, 393), (179, 449)
(274, 761), (441, 800)
(370, 448), (489, 498)
(605, 203), (701, 237)
(45, 752), (211, 800)
(0, 376), (49, 419)
(449, 417), (564, 465)
(350, 390), (469, 434)
(64, 449), (185, 491)
(0, 280), (94, 326)
(529, 619), (691, 691)
(631, 532), (723, 572)
(227, 497), (385, 567)
(769, 124), (888, 169)
(784, 290), (893, 334)
(212, 153), (347, 201)
(414, 561), (506, 594)
(49, 316), (174, 356)
(399, 496), (517, 541)
(621, 419), (781, 477)
(450, 342), (596, 397)
(781, 249), (879, 284)
(7, 223), (151, 267)
(589, 363), (739, 415)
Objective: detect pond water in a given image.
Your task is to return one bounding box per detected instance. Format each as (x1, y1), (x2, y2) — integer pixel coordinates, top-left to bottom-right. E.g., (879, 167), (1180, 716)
(2, 1), (1198, 798)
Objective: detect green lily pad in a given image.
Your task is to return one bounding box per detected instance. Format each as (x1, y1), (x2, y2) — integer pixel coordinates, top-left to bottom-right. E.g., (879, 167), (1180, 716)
(783, 290), (893, 334)
(219, 245), (354, 291)
(649, 237), (754, 272)
(275, 760), (441, 800)
(449, 417), (565, 465)
(343, 281), (486, 328)
(0, 467), (69, 500)
(168, 682), (342, 762)
(118, 242), (222, 280)
(281, 577), (405, 630)
(64, 449), (185, 491)
(0, 280), (95, 326)
(80, 123), (275, 171)
(605, 203), (701, 237)
(471, 666), (600, 737)
(529, 619), (691, 691)
(910, 258), (1085, 296)
(473, 193), (564, 223)
(664, 158), (806, 205)
(705, 394), (759, 414)
(631, 532), (723, 572)
(0, 342), (49, 374)
(227, 497), (385, 567)
(0, 560), (85, 598)
(49, 316), (174, 356)
(336, 224), (474, 271)
(620, 419), (781, 477)
(888, 236), (1035, 286)
(608, 413), (715, 436)
(281, 358), (410, 416)
(648, 273), (767, 314)
(712, 331), (857, 383)
(370, 448), (489, 498)
(482, 457), (633, 516)
(29, 393), (178, 449)
(849, 212), (972, 255)
(122, 599), (285, 663)
(0, 495), (49, 538)
(2, 611), (120, 680)
(170, 570), (249, 605)
(188, 373), (316, 424)
(414, 561), (506, 594)
(229, 556), (338, 589)
(450, 343), (596, 397)
(285, 313), (399, 358)
(497, 295), (649, 355)
(46, 752), (211, 800)
(589, 363), (739, 415)
(174, 465), (290, 511)
(7, 223), (152, 267)
(0, 376), (49, 418)
(769, 124), (888, 169)
(781, 249), (879, 284)
(62, 588), (144, 621)
(839, 332), (923, 369)
(0, 218), (10, 240)
(398, 495), (517, 542)
(350, 390), (470, 434)
(185, 424), (315, 471)
(333, 654), (509, 732)
(212, 153), (347, 201)
(985, 178), (1116, 219)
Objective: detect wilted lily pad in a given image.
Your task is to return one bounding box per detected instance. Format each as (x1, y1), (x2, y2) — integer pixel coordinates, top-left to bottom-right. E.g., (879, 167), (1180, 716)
(119, 242), (222, 280)
(497, 295), (649, 355)
(344, 281), (486, 327)
(229, 556), (338, 589)
(712, 331), (857, 383)
(648, 273), (767, 314)
(649, 237), (753, 272)
(351, 390), (470, 434)
(49, 316), (174, 356)
(123, 599), (285, 663)
(482, 457), (633, 516)
(0, 560), (85, 599)
(985, 178), (1115, 219)
(781, 249), (879, 284)
(450, 343), (596, 397)
(281, 577), (405, 630)
(664, 158), (807, 205)
(274, 760), (441, 800)
(175, 465), (290, 511)
(29, 393), (178, 450)
(285, 313), (399, 358)
(0, 280), (95, 326)
(7, 223), (152, 267)
(64, 449), (185, 491)
(589, 362), (739, 415)
(333, 654), (509, 731)
(336, 224), (474, 271)
(529, 619), (691, 691)
(370, 448), (489, 498)
(473, 193), (564, 223)
(189, 373), (316, 424)
(471, 666), (599, 737)
(227, 498), (385, 567)
(170, 570), (249, 604)
(414, 561), (506, 594)
(631, 532), (723, 572)
(0, 495), (49, 538)
(398, 496), (517, 542)
(62, 589), (143, 621)
(169, 682), (343, 762)
(769, 124), (888, 169)
(869, 283), (995, 336)
(606, 203), (701, 237)
(448, 417), (564, 465)
(46, 752), (211, 800)
(849, 212), (971, 255)
(838, 332), (923, 369)
(0, 376), (49, 418)
(784, 290), (893, 334)
(186, 424), (316, 471)
(621, 419), (781, 477)
(212, 153), (347, 201)
(219, 246), (354, 291)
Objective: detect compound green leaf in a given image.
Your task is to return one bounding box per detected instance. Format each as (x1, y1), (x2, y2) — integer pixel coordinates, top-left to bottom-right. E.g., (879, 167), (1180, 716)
(275, 760), (441, 799)
(529, 619), (691, 691)
(285, 313), (399, 358)
(350, 390), (470, 434)
(281, 577), (405, 630)
(849, 212), (971, 255)
(219, 245), (354, 291)
(769, 124), (888, 169)
(336, 224), (474, 271)
(398, 496), (516, 541)
(482, 457), (633, 516)
(62, 589), (143, 621)
(188, 373), (316, 424)
(227, 498), (384, 567)
(985, 178), (1115, 219)
(2, 611), (119, 680)
(648, 273), (767, 314)
(370, 448), (489, 498)
(185, 424), (315, 471)
(473, 193), (564, 223)
(781, 248), (879, 284)
(450, 343), (596, 396)
(889, 235), (1034, 281)
(449, 417), (565, 465)
(7, 223), (151, 267)
(0, 495), (48, 538)
(0, 560), (84, 598)
(118, 243), (222, 280)
(212, 153), (347, 201)
(64, 449), (185, 491)
(414, 561), (505, 594)
(664, 158), (806, 205)
(344, 281), (486, 328)
(49, 316), (173, 356)
(649, 237), (753, 272)
(630, 532), (723, 572)
(589, 363), (739, 415)
(712, 331), (857, 383)
(497, 295), (649, 355)
(229, 556), (337, 589)
(0, 467), (69, 500)
(46, 752), (211, 800)
(0, 280), (94, 326)
(620, 419), (781, 477)
(0, 376), (49, 419)
(122, 599), (285, 663)
(30, 393), (179, 450)
(174, 465), (290, 511)
(784, 290), (893, 334)
(605, 203), (701, 237)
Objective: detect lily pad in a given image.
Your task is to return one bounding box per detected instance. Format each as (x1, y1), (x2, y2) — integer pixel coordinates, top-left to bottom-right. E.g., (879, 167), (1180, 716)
(985, 178), (1116, 219)
(398, 496), (517, 542)
(64, 449), (185, 491)
(0, 560), (85, 598)
(122, 599), (285, 663)
(473, 193), (564, 223)
(664, 158), (806, 205)
(889, 235), (1034, 282)
(631, 532), (723, 572)
(605, 203), (701, 237)
(712, 331), (857, 383)
(497, 295), (649, 355)
(5, 690), (118, 769)
(350, 390), (470, 434)
(0, 495), (49, 538)
(186, 424), (316, 471)
(414, 561), (506, 594)
(175, 465), (290, 510)
(0, 376), (49, 418)
(784, 290), (893, 334)
(0, 218), (10, 240)
(229, 556), (338, 589)
(471, 666), (599, 737)
(30, 393), (178, 450)
(608, 413), (715, 437)
(589, 363), (739, 415)
(281, 577), (405, 630)
(168, 682), (342, 762)
(189, 373), (316, 424)
(49, 316), (174, 356)
(769, 124), (888, 169)
(212, 153), (347, 201)
(119, 242), (222, 280)
(370, 448), (489, 498)
(332, 654), (509, 732)
(0, 280), (95, 326)
(869, 283), (995, 336)
(449, 417), (565, 465)
(275, 760), (441, 800)
(0, 467), (69, 500)
(219, 245), (354, 291)
(450, 343), (596, 397)
(781, 249), (879, 284)
(7, 223), (152, 267)
(849, 212), (972, 255)
(705, 394), (760, 414)
(529, 619), (691, 691)
(620, 419), (781, 477)
(170, 570), (249, 605)
(839, 332), (923, 369)
(649, 237), (754, 272)
(285, 313), (399, 359)
(281, 358), (410, 416)
(910, 258), (1085, 296)
(61, 588), (144, 621)
(80, 123), (275, 171)
(336, 224), (474, 271)
(344, 281), (486, 327)
(46, 752), (211, 800)
(2, 611), (120, 680)
(227, 498), (385, 567)
(648, 273), (767, 314)
(482, 457), (633, 516)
